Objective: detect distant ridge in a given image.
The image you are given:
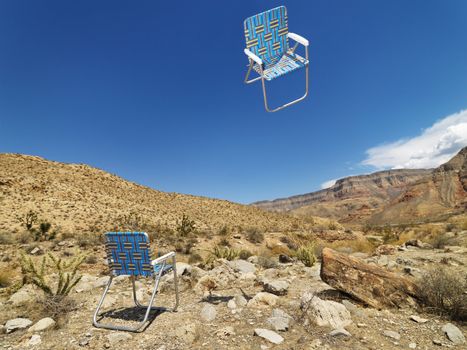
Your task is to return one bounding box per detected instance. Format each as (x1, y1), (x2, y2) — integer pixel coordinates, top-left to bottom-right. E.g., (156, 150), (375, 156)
(252, 147), (467, 224)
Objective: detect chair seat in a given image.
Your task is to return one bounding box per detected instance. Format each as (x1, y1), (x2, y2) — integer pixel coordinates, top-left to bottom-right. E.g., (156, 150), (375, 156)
(253, 52), (308, 81)
(154, 263), (173, 275)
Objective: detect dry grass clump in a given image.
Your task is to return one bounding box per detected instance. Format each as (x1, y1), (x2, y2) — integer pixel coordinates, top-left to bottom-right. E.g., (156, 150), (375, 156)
(418, 267), (467, 321)
(238, 249), (253, 260)
(245, 227), (264, 244)
(295, 244), (316, 267)
(188, 253), (203, 264)
(77, 232), (103, 248)
(0, 270), (14, 288)
(329, 239), (375, 254)
(0, 232), (13, 245)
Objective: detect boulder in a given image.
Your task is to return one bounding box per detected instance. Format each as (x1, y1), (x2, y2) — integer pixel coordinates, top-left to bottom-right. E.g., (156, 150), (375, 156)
(374, 244), (396, 256)
(234, 295), (248, 307)
(28, 334), (42, 346)
(254, 328), (284, 344)
(320, 248), (419, 309)
(8, 284), (36, 306)
(300, 293), (352, 329)
(263, 280), (289, 296)
(383, 330), (401, 340)
(442, 323), (465, 345)
(5, 318), (33, 333)
(267, 309), (292, 331)
(175, 262), (192, 276)
(228, 260), (256, 274)
(247, 292), (278, 308)
(200, 303), (217, 322)
(28, 317), (55, 332)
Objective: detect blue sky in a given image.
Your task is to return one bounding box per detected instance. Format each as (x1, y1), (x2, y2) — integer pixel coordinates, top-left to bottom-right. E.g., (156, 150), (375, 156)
(1, 0), (466, 203)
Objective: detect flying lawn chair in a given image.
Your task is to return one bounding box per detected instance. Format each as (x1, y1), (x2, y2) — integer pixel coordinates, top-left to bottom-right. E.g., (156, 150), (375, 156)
(93, 232), (179, 332)
(243, 6), (310, 112)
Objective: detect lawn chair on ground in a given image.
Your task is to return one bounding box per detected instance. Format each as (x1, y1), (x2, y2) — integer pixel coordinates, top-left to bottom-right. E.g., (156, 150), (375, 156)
(93, 231), (179, 332)
(243, 6), (310, 112)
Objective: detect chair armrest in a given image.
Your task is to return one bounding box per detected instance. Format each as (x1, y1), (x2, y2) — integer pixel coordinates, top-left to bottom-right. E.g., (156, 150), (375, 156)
(244, 49), (263, 65)
(288, 32), (309, 46)
(151, 251), (175, 265)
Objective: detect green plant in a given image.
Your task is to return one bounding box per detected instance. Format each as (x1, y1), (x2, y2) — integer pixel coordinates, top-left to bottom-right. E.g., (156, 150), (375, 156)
(218, 225), (229, 236)
(34, 221), (52, 241)
(431, 233), (450, 249)
(177, 215), (196, 237)
(0, 270), (13, 288)
(20, 252), (85, 297)
(418, 267), (467, 321)
(209, 246), (239, 261)
(218, 237), (230, 247)
(116, 211), (147, 231)
(295, 244), (316, 267)
(245, 227), (264, 244)
(238, 249), (253, 260)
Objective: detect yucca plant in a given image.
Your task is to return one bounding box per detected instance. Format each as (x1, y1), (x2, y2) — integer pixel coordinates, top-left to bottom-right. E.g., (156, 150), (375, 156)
(209, 245), (239, 261)
(295, 244), (316, 267)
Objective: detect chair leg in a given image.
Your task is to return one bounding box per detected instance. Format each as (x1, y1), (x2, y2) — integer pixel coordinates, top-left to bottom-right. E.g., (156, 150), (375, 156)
(93, 273), (162, 332)
(261, 63), (309, 113)
(172, 255), (179, 312)
(244, 59), (262, 84)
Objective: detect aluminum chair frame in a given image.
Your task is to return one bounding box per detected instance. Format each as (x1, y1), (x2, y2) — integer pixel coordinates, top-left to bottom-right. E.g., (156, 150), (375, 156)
(93, 233), (179, 332)
(243, 7), (310, 112)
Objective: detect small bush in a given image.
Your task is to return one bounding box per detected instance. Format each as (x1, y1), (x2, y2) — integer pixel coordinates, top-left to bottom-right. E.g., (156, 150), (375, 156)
(0, 270), (13, 288)
(209, 246), (239, 261)
(296, 244), (316, 267)
(218, 225), (229, 236)
(256, 255), (278, 269)
(328, 222), (338, 230)
(418, 267), (467, 321)
(177, 215), (196, 237)
(430, 233), (451, 249)
(238, 249), (253, 260)
(245, 228), (264, 244)
(17, 210), (38, 231)
(85, 255), (98, 264)
(188, 253), (203, 264)
(280, 235), (299, 250)
(77, 232), (103, 248)
(16, 231), (32, 244)
(0, 232), (13, 245)
(218, 238), (230, 247)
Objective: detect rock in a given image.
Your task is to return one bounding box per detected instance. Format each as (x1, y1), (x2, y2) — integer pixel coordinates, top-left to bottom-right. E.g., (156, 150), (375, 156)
(279, 254), (293, 263)
(247, 292), (278, 308)
(374, 244), (396, 255)
(28, 334), (42, 346)
(234, 295), (248, 307)
(410, 315), (428, 323)
(263, 280), (289, 296)
(94, 276), (111, 288)
(8, 284), (36, 306)
(267, 309), (292, 331)
(175, 262), (192, 276)
(383, 330), (401, 340)
(408, 343), (417, 349)
(254, 328), (284, 344)
(320, 248), (419, 309)
(300, 293), (352, 329)
(341, 300), (358, 314)
(405, 239), (422, 248)
(28, 317), (56, 332)
(194, 275), (218, 295)
(329, 328), (351, 337)
(106, 332), (132, 344)
(432, 339), (442, 346)
(200, 303), (217, 322)
(442, 323), (465, 345)
(174, 323), (198, 344)
(5, 318), (33, 333)
(30, 246), (43, 255)
(227, 299), (237, 309)
(101, 295), (116, 309)
(228, 259), (256, 274)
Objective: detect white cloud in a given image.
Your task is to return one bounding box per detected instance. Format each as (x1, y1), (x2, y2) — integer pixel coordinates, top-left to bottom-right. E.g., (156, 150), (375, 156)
(362, 109), (467, 169)
(321, 179), (337, 189)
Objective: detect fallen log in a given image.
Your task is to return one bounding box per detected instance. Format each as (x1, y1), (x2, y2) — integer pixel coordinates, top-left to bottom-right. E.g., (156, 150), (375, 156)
(320, 247), (419, 309)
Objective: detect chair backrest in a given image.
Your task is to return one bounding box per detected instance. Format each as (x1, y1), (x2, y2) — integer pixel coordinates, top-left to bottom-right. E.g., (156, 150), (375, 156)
(104, 232), (153, 277)
(244, 6), (289, 62)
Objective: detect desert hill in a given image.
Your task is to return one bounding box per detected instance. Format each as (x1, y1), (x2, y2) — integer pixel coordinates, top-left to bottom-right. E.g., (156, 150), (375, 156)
(253, 147), (467, 224)
(0, 154), (311, 235)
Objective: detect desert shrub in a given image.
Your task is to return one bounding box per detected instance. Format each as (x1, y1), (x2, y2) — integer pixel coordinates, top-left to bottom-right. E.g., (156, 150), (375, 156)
(445, 223), (456, 232)
(295, 244), (316, 267)
(238, 249), (253, 260)
(245, 227), (264, 244)
(188, 253), (203, 264)
(115, 211), (147, 231)
(430, 233), (451, 249)
(17, 210), (38, 231)
(218, 225), (229, 236)
(21, 253), (85, 296)
(16, 230), (32, 244)
(330, 239), (375, 254)
(85, 255), (98, 264)
(60, 231), (75, 240)
(218, 238), (230, 247)
(256, 255), (278, 269)
(209, 246), (239, 261)
(280, 235), (299, 250)
(418, 267), (467, 321)
(177, 215), (196, 237)
(0, 232), (13, 245)
(33, 221), (52, 241)
(328, 222), (338, 230)
(0, 270), (13, 288)
(270, 244), (292, 256)
(77, 232), (103, 248)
